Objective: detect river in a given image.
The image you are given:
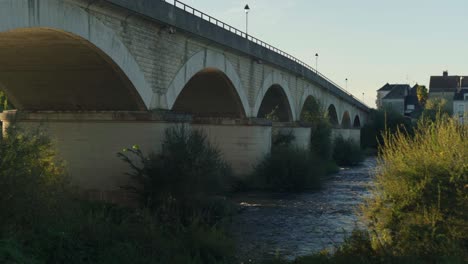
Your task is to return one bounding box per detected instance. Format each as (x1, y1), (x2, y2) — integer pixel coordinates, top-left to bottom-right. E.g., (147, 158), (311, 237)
(230, 157), (377, 261)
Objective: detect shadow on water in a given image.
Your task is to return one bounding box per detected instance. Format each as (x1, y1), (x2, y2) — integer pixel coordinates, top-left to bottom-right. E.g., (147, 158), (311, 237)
(230, 157), (377, 261)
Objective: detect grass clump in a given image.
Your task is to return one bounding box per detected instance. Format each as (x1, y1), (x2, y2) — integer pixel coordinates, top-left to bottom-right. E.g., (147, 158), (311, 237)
(332, 136), (364, 166)
(362, 115), (468, 258)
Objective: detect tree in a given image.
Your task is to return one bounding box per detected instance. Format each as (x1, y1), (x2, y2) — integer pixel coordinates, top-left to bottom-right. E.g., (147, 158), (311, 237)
(416, 85), (428, 107)
(0, 90), (12, 112)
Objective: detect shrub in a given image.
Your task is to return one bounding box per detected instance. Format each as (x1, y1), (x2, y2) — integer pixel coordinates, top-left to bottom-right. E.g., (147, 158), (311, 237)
(332, 136), (364, 166)
(0, 125), (67, 234)
(249, 146), (324, 192)
(361, 109), (413, 150)
(119, 125), (233, 222)
(363, 115), (468, 258)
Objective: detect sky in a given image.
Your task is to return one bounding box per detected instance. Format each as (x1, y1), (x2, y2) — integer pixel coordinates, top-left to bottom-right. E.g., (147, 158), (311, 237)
(179, 0), (468, 107)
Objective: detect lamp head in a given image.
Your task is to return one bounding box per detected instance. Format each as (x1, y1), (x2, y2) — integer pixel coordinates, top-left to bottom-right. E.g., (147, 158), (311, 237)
(244, 4), (250, 13)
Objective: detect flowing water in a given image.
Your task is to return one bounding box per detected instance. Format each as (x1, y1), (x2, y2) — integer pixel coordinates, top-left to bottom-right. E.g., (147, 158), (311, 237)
(230, 158), (377, 261)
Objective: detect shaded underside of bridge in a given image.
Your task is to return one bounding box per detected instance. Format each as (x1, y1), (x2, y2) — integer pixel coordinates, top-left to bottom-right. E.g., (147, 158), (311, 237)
(0, 28), (145, 111)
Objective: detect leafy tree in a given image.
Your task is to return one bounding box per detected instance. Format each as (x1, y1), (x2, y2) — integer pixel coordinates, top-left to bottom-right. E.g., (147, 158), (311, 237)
(416, 85), (428, 107)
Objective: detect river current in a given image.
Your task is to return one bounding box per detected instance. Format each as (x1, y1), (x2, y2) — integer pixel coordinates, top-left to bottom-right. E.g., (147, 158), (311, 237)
(230, 158), (377, 261)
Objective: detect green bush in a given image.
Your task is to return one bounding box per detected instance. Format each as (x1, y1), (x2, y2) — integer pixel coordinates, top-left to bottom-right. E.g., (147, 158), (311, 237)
(332, 136), (364, 166)
(361, 109), (413, 150)
(363, 115), (468, 258)
(119, 125), (232, 210)
(249, 146), (324, 192)
(0, 125), (67, 234)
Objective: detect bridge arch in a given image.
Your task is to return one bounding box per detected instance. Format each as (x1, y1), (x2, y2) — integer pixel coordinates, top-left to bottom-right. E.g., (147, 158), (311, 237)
(300, 95), (323, 122)
(165, 50), (250, 116)
(353, 115), (361, 128)
(254, 71), (296, 121)
(327, 104), (339, 127)
(0, 0), (153, 110)
(341, 111), (352, 129)
(172, 68), (247, 117)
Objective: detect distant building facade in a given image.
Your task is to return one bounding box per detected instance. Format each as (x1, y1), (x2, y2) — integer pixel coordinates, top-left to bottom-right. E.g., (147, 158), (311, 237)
(376, 83), (421, 116)
(429, 71), (468, 114)
(453, 89), (468, 124)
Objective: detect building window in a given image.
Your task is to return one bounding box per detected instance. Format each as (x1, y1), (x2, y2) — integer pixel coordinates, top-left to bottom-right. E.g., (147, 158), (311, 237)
(407, 105), (415, 110)
(464, 94), (468, 101)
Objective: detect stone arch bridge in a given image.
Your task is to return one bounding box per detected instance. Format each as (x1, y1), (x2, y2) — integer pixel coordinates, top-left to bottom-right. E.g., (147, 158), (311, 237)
(0, 0), (369, 199)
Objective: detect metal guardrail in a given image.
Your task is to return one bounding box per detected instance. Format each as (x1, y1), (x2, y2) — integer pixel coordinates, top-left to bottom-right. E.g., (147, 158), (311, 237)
(162, 0), (369, 109)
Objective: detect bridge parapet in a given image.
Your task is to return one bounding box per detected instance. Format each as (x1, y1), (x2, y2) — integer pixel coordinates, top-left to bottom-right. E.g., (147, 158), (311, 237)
(105, 0), (369, 112)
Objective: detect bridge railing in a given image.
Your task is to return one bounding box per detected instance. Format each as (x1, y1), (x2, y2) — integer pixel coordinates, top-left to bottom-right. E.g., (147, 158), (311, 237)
(162, 0), (368, 108)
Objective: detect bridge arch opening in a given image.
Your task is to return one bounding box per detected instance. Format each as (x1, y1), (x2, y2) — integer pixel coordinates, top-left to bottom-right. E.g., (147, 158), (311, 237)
(353, 115), (361, 128)
(341, 111), (352, 129)
(300, 96), (323, 122)
(172, 68), (246, 118)
(0, 28), (146, 111)
(327, 104), (339, 127)
(257, 85), (293, 122)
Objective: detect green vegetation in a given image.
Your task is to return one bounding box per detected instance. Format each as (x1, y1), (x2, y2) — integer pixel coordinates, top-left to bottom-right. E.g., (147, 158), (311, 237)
(0, 125), (236, 264)
(248, 145), (324, 192)
(362, 115), (467, 258)
(118, 126), (232, 212)
(361, 109), (413, 150)
(0, 90), (12, 112)
(415, 85), (428, 107)
(422, 97), (451, 120)
(332, 136), (364, 166)
(261, 115), (467, 264)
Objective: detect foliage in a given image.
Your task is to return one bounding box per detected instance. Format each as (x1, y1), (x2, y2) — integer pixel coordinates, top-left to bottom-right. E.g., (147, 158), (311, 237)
(0, 125), (235, 264)
(416, 85), (428, 107)
(360, 109), (413, 150)
(301, 97), (333, 161)
(0, 125), (67, 234)
(272, 129), (296, 148)
(0, 90), (12, 112)
(363, 115), (468, 258)
(118, 125), (233, 212)
(265, 105), (280, 122)
(332, 136), (364, 166)
(422, 97), (451, 120)
(249, 146), (324, 192)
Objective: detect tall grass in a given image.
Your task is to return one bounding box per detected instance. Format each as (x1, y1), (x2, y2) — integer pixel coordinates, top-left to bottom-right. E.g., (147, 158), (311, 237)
(363, 115), (467, 258)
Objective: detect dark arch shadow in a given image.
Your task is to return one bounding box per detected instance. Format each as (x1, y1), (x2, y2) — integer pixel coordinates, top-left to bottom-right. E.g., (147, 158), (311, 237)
(0, 28), (146, 111)
(353, 115), (361, 128)
(172, 68), (246, 118)
(341, 111), (352, 129)
(300, 96), (323, 122)
(327, 104), (339, 127)
(257, 84), (293, 122)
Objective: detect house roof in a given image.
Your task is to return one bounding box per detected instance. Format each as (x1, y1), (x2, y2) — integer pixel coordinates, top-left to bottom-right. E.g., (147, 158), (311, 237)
(377, 83), (393, 92)
(429, 75), (468, 92)
(382, 84), (410, 100)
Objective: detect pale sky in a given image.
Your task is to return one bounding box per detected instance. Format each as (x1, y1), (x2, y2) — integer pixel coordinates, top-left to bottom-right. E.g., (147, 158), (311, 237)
(180, 0), (467, 107)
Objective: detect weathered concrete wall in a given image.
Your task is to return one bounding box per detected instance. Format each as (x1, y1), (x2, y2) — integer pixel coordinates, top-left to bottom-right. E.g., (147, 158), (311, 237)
(193, 124), (272, 176)
(332, 129), (361, 146)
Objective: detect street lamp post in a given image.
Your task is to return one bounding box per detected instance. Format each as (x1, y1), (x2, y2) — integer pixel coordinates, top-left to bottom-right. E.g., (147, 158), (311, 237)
(244, 4), (250, 36)
(345, 78), (348, 91)
(315, 53), (319, 74)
